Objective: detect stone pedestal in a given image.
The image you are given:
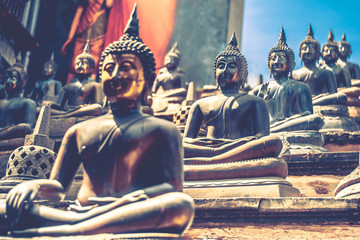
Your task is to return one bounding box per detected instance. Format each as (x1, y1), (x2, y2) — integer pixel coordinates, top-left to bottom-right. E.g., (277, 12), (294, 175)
(184, 177), (300, 198)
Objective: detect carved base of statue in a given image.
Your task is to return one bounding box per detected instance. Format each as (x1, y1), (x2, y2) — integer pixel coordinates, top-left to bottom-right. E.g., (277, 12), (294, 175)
(314, 105), (360, 132)
(276, 131), (328, 155)
(334, 166), (360, 198)
(184, 176), (300, 198)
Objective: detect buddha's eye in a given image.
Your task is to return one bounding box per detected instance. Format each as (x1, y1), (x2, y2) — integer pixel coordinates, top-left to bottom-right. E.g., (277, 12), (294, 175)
(104, 63), (115, 73)
(217, 62), (225, 69)
(120, 62), (133, 71)
(229, 62), (238, 69)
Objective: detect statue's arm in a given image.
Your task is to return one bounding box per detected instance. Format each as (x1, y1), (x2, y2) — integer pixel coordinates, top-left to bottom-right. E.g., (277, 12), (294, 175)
(93, 84), (105, 105)
(354, 64), (360, 79)
(300, 86), (314, 114)
(57, 87), (67, 109)
(183, 102), (203, 138)
(151, 77), (160, 95)
(161, 125), (183, 191)
(327, 71), (338, 93)
(344, 68), (352, 87)
(253, 99), (270, 137)
(24, 100), (37, 128)
(55, 82), (63, 96)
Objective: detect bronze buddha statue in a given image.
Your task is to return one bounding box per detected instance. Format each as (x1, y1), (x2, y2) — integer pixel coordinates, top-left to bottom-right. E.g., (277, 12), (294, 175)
(292, 25), (347, 106)
(30, 53), (63, 106)
(251, 27), (323, 133)
(150, 42), (187, 118)
(320, 30), (352, 88)
(183, 32), (284, 166)
(1, 5), (194, 236)
(51, 41), (104, 117)
(337, 33), (360, 80)
(0, 59), (36, 140)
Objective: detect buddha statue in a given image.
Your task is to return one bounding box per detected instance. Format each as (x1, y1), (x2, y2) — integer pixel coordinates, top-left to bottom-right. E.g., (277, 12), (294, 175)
(0, 59), (36, 141)
(337, 33), (360, 80)
(30, 53), (63, 106)
(251, 27), (323, 133)
(51, 41), (104, 117)
(320, 30), (352, 88)
(183, 32), (285, 169)
(0, 5), (194, 236)
(181, 33), (300, 198)
(292, 25), (347, 106)
(150, 42), (187, 119)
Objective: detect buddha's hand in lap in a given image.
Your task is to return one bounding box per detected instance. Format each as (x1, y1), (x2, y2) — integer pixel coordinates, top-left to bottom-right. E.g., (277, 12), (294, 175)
(6, 180), (64, 226)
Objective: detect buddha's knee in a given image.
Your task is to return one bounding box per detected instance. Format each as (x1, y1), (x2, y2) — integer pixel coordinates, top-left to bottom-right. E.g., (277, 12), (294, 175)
(156, 192), (194, 234)
(306, 115), (324, 130)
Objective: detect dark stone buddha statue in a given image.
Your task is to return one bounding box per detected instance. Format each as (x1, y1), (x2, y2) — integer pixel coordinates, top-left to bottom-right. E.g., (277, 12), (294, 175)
(0, 5), (194, 236)
(320, 30), (352, 88)
(30, 53), (63, 105)
(0, 59), (36, 140)
(183, 32), (284, 167)
(251, 27), (323, 133)
(292, 25), (347, 106)
(150, 42), (187, 118)
(337, 33), (360, 80)
(51, 41), (104, 117)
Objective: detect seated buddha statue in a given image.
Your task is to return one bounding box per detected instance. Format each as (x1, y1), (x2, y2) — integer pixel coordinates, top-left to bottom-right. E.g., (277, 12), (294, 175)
(251, 27), (323, 133)
(320, 30), (352, 88)
(337, 33), (360, 80)
(0, 6), (194, 236)
(150, 42), (187, 118)
(30, 53), (63, 106)
(183, 33), (285, 169)
(0, 59), (36, 141)
(50, 41), (104, 117)
(292, 25), (347, 106)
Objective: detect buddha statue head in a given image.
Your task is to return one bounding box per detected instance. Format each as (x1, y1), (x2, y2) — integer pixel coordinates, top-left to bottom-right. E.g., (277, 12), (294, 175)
(268, 27), (295, 79)
(74, 40), (95, 78)
(299, 25), (321, 65)
(164, 42), (181, 70)
(4, 56), (27, 97)
(214, 32), (247, 91)
(338, 33), (352, 61)
(43, 52), (57, 79)
(99, 4), (156, 106)
(321, 30), (339, 65)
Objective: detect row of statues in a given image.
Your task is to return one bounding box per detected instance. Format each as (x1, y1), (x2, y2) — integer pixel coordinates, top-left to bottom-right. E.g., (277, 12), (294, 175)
(0, 3), (359, 236)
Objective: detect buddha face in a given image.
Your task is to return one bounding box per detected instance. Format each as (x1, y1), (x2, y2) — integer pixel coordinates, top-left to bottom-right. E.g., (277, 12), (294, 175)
(75, 57), (93, 76)
(164, 55), (178, 70)
(338, 43), (350, 59)
(269, 51), (289, 76)
(215, 55), (240, 90)
(300, 42), (317, 62)
(101, 53), (145, 104)
(4, 70), (22, 95)
(43, 63), (56, 78)
(322, 45), (338, 62)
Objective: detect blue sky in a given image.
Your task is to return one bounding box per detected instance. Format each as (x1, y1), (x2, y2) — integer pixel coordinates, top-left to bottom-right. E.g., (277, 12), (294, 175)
(241, 0), (360, 87)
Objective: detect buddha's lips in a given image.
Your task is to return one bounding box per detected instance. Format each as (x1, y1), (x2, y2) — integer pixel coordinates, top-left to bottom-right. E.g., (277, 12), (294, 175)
(219, 72), (234, 82)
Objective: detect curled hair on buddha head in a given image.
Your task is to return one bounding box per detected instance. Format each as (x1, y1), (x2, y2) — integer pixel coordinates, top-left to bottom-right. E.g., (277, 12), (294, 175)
(268, 27), (295, 72)
(99, 3), (156, 84)
(6, 53), (28, 88)
(214, 32), (248, 87)
(322, 30), (338, 53)
(75, 40), (95, 69)
(299, 24), (321, 62)
(339, 33), (352, 57)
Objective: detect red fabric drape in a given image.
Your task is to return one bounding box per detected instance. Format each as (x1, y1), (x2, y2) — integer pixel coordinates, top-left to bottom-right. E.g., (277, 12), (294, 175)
(104, 0), (177, 71)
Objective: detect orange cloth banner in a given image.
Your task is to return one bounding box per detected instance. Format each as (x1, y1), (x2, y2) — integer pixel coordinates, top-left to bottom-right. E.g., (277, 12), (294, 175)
(104, 0), (177, 70)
